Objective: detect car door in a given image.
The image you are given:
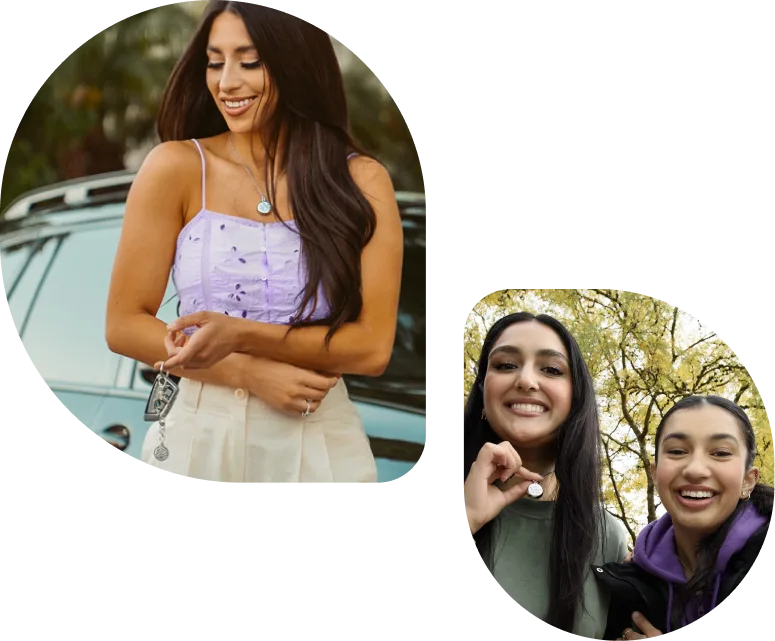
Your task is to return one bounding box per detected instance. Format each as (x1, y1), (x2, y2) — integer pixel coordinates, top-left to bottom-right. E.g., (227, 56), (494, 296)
(2, 220), (143, 454)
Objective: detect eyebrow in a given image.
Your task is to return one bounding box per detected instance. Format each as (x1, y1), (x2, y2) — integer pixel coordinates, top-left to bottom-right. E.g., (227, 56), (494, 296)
(488, 345), (569, 362)
(206, 45), (257, 54)
(661, 432), (740, 445)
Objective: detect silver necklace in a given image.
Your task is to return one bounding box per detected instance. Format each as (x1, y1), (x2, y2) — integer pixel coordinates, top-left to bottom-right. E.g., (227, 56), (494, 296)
(228, 132), (272, 215)
(527, 469), (556, 499)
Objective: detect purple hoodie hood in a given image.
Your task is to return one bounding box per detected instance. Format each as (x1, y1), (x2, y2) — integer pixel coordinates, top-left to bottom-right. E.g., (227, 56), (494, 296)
(633, 502), (766, 631)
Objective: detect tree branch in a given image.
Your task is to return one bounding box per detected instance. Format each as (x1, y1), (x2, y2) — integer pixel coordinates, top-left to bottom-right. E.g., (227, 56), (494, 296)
(734, 383), (750, 404)
(682, 334), (718, 354)
(602, 432), (642, 459)
(602, 437), (638, 545)
(577, 291), (618, 314)
(670, 306), (678, 363)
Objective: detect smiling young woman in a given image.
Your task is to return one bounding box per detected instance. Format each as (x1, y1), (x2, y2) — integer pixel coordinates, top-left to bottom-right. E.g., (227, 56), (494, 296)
(596, 396), (773, 638)
(463, 312), (629, 637)
(105, 1), (403, 482)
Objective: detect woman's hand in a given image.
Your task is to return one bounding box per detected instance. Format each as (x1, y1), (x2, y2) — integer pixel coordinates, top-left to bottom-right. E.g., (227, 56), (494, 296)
(154, 329), (339, 416)
(238, 355), (340, 416)
(162, 312), (244, 369)
(464, 441), (544, 535)
(619, 612), (662, 639)
(153, 329), (190, 369)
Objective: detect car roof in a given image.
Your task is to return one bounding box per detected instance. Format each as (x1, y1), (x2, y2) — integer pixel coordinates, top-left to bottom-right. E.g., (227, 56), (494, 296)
(0, 170), (425, 238)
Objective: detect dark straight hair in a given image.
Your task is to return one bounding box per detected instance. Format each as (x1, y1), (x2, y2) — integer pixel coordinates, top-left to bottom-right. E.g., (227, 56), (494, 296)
(464, 312), (605, 633)
(157, 1), (376, 342)
(653, 395), (773, 631)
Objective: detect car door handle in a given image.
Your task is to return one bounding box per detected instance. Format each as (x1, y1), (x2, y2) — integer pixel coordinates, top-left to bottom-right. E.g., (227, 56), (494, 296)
(102, 424), (130, 451)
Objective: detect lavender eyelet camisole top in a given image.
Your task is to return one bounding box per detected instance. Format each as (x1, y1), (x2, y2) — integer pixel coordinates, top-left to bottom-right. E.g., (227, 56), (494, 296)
(172, 139), (331, 331)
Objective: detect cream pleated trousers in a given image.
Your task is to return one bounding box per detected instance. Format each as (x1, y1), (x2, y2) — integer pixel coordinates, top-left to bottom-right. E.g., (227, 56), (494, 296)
(141, 378), (377, 482)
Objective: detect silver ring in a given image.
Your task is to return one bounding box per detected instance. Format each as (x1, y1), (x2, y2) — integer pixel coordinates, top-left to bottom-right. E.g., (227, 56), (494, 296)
(302, 399), (311, 417)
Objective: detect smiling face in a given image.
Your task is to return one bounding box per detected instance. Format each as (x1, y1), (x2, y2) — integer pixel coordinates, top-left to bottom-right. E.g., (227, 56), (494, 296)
(205, 11), (275, 133)
(654, 405), (759, 538)
(482, 321), (573, 451)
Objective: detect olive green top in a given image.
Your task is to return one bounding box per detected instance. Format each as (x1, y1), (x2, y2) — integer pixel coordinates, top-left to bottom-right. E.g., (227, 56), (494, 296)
(492, 497), (629, 639)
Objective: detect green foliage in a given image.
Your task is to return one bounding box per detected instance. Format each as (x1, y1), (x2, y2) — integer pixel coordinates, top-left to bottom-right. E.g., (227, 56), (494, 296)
(1, 3), (201, 208)
(1, 2), (423, 212)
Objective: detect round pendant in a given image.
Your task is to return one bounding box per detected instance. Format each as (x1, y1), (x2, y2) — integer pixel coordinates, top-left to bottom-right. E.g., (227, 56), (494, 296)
(527, 481), (544, 498)
(153, 445), (169, 462)
(257, 200), (272, 215)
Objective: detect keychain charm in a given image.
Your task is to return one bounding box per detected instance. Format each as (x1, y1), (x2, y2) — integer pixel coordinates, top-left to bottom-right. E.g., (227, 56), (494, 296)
(144, 361), (179, 461)
(154, 421), (170, 462)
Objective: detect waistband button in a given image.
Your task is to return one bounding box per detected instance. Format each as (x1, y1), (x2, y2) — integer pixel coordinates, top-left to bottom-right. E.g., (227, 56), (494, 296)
(234, 388), (247, 400)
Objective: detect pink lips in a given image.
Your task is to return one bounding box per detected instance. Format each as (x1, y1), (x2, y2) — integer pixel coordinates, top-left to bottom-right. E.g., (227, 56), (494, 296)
(222, 97), (256, 117)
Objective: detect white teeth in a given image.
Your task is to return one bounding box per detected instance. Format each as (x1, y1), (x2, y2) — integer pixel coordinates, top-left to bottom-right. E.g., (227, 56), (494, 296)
(680, 491), (714, 499)
(510, 403), (546, 413)
(225, 98), (253, 108)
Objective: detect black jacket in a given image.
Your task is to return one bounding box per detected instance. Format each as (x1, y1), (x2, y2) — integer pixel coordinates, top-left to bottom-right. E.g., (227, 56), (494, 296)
(592, 521), (768, 639)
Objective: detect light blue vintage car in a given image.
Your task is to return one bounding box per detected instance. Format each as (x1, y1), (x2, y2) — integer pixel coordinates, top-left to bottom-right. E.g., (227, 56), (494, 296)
(1, 172), (425, 481)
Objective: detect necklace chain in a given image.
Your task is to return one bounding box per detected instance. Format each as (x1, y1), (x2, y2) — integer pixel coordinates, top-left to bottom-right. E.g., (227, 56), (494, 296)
(228, 132), (272, 215)
(678, 556), (694, 577)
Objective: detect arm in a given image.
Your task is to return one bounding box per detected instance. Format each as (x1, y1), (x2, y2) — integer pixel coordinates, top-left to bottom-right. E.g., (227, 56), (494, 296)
(105, 142), (262, 389)
(165, 158), (404, 376)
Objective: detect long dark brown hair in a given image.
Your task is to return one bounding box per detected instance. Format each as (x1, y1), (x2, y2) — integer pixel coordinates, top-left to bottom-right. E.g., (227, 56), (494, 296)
(157, 1), (376, 342)
(464, 312), (606, 633)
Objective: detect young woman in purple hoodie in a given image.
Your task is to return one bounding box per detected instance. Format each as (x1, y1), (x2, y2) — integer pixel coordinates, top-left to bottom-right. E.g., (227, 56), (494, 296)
(594, 395), (772, 638)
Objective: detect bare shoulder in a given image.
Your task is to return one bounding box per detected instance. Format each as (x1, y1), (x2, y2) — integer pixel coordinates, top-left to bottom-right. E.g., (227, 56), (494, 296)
(129, 141), (202, 214)
(348, 156), (395, 207)
(136, 140), (200, 183)
(348, 155), (391, 184)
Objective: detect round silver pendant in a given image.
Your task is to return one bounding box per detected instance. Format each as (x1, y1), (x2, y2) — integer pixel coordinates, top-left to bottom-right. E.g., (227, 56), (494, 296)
(257, 200), (272, 215)
(153, 445), (169, 462)
(527, 481), (544, 498)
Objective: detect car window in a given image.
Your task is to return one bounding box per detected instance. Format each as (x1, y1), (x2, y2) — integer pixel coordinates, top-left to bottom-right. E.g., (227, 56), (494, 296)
(3, 236), (60, 333)
(21, 225), (123, 388)
(343, 211), (425, 412)
(0, 241), (32, 295)
(384, 216), (426, 379)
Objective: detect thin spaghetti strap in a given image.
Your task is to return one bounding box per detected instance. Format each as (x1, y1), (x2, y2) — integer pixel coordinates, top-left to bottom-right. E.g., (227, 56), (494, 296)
(191, 138), (206, 210)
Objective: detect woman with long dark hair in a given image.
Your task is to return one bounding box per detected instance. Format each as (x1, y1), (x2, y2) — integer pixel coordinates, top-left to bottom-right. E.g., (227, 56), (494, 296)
(106, 1), (403, 482)
(464, 312), (628, 637)
(596, 396), (772, 639)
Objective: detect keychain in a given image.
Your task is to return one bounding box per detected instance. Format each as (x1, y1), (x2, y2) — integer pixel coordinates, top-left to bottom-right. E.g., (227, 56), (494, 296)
(144, 361), (179, 461)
